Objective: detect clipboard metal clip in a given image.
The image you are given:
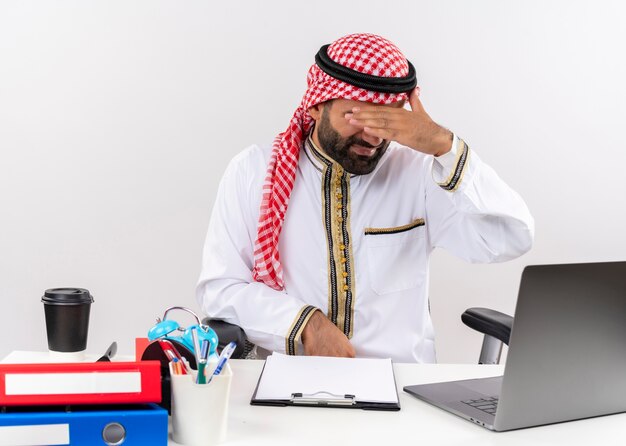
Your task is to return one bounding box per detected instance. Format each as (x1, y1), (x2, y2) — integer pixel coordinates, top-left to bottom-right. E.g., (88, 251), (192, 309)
(290, 391), (356, 406)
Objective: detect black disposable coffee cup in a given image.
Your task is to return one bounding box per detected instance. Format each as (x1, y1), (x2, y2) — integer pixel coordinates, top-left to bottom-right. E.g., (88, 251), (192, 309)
(42, 288), (94, 353)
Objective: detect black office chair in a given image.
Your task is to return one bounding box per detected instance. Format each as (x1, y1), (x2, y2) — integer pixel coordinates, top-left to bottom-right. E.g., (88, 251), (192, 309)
(202, 319), (256, 359)
(205, 307), (513, 364)
(460, 307), (513, 364)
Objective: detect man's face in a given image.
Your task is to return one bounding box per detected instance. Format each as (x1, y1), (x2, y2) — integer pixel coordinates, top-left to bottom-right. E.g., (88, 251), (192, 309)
(310, 99), (403, 175)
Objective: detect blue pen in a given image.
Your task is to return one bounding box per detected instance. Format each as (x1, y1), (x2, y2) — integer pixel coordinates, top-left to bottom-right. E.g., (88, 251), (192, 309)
(208, 341), (237, 383)
(200, 339), (209, 361)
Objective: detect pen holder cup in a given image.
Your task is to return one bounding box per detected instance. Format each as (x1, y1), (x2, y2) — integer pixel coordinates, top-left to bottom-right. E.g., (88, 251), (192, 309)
(169, 363), (232, 446)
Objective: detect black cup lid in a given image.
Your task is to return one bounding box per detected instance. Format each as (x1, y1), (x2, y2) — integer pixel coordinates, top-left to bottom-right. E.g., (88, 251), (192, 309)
(42, 288), (94, 305)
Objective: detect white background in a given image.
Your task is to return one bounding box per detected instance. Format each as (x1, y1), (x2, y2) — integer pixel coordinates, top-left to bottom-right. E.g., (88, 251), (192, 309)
(1, 0), (625, 363)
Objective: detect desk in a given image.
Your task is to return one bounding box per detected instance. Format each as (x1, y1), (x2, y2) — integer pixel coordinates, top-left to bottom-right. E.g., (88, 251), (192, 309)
(170, 359), (623, 446)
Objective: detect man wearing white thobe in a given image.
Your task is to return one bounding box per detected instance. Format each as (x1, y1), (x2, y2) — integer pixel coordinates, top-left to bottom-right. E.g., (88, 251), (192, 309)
(196, 34), (534, 362)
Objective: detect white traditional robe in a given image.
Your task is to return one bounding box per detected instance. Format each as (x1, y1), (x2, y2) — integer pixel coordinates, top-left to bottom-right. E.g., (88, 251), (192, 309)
(196, 135), (534, 362)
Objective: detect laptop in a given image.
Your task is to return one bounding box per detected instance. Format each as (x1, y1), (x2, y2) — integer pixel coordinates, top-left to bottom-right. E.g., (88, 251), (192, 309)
(404, 261), (626, 431)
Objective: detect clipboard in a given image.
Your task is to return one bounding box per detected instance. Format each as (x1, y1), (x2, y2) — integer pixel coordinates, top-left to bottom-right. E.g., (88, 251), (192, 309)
(250, 354), (400, 411)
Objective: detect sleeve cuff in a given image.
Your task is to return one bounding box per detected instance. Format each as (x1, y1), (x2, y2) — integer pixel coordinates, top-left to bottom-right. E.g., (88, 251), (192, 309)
(285, 305), (319, 355)
(432, 134), (470, 192)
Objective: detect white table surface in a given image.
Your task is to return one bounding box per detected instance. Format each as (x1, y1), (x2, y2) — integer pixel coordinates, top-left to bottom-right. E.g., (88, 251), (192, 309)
(3, 353), (622, 445)
(169, 359), (626, 446)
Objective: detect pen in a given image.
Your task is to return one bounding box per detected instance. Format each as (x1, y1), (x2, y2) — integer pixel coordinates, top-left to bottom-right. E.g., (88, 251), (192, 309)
(158, 339), (183, 361)
(200, 339), (209, 361)
(190, 327), (202, 360)
(181, 357), (191, 374)
(158, 339), (190, 374)
(208, 341), (237, 383)
(171, 357), (181, 375)
(164, 350), (175, 361)
(198, 339), (210, 385)
(191, 327), (206, 384)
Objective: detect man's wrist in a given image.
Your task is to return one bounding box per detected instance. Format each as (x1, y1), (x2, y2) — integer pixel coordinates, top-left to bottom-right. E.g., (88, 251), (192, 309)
(432, 127), (454, 157)
(301, 309), (323, 345)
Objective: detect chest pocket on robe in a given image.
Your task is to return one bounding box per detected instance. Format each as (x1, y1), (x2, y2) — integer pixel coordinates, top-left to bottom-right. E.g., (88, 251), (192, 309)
(364, 219), (427, 295)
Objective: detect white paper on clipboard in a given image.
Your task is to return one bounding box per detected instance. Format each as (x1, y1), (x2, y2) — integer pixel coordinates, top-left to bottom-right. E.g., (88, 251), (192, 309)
(254, 353), (398, 404)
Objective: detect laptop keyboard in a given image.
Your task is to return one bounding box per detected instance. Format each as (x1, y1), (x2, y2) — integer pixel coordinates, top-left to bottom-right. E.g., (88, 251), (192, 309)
(461, 397), (499, 415)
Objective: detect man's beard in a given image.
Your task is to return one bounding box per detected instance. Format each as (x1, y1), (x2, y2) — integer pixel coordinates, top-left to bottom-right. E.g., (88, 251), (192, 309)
(316, 108), (390, 175)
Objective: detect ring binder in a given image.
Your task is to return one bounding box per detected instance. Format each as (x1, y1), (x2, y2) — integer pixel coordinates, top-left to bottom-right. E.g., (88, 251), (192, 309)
(291, 391), (356, 406)
(0, 403), (168, 445)
(0, 361), (161, 406)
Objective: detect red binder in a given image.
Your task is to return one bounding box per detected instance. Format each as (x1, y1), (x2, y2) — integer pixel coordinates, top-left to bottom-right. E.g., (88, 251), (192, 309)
(0, 361), (161, 406)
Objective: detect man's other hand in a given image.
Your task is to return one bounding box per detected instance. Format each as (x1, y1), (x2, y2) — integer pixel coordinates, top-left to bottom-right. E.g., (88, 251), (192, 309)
(301, 311), (356, 358)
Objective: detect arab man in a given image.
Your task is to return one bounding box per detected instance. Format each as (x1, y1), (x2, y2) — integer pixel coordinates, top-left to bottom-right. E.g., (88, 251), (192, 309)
(196, 33), (534, 362)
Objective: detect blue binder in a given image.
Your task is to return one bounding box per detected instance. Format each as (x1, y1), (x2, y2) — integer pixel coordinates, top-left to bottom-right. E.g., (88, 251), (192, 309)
(0, 403), (168, 445)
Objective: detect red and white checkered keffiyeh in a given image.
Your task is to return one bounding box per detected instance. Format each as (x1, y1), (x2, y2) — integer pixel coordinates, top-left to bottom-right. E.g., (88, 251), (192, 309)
(252, 33), (413, 290)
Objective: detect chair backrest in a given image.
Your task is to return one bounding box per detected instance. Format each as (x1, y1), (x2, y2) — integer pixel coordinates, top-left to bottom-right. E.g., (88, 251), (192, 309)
(202, 318), (255, 359)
